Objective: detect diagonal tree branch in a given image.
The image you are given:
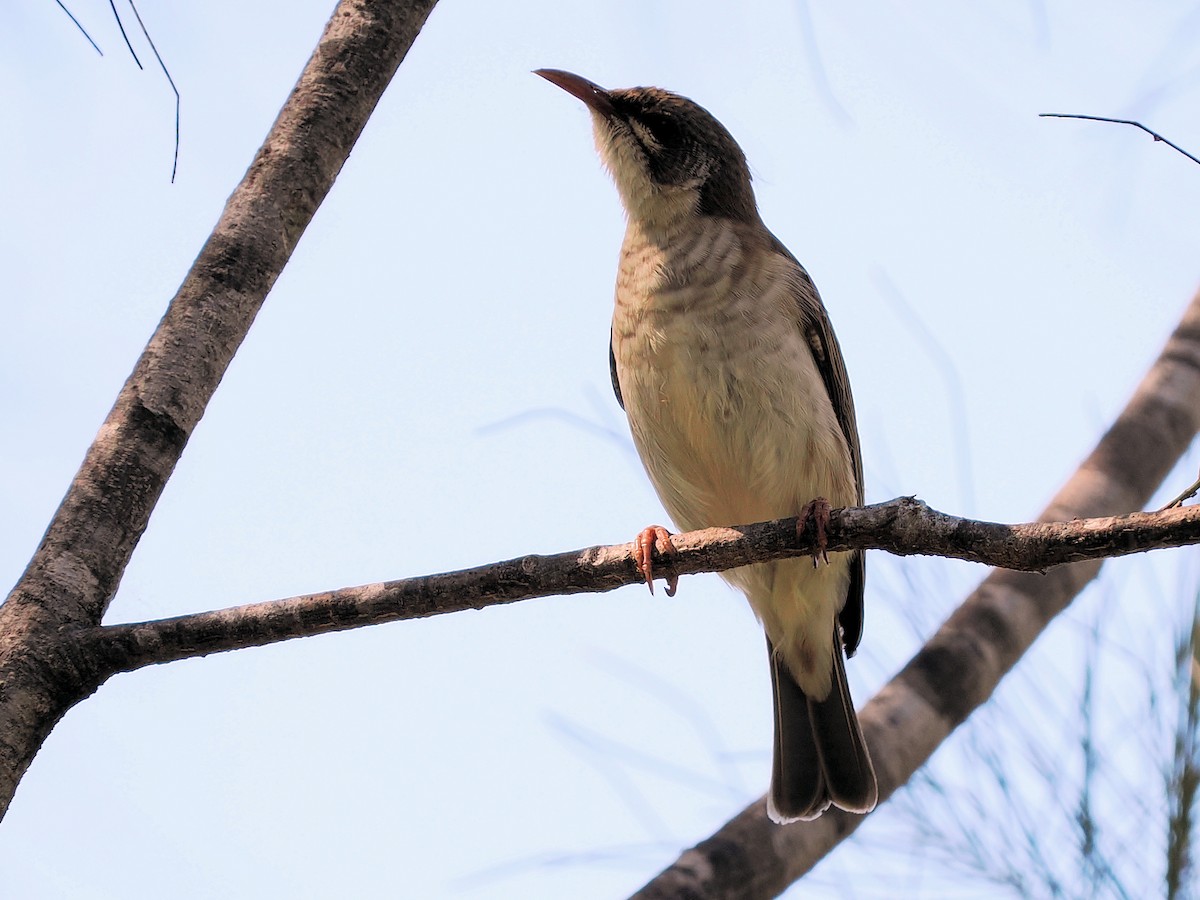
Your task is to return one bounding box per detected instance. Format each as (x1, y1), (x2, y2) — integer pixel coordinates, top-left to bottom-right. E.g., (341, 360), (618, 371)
(7, 0), (439, 632)
(0, 0), (440, 821)
(632, 285), (1200, 899)
(10, 5), (1200, 886)
(77, 500), (1200, 676)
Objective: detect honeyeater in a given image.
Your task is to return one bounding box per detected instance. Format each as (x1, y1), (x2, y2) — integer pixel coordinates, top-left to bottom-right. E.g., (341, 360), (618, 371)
(537, 69), (877, 821)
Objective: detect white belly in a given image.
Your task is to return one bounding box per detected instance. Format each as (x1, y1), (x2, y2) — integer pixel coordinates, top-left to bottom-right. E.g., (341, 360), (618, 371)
(612, 222), (855, 695)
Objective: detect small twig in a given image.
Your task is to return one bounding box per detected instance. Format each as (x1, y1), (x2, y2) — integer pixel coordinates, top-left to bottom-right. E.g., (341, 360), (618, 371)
(125, 0), (181, 182)
(54, 0), (103, 55)
(1161, 470), (1200, 512)
(56, 0), (180, 178)
(106, 0), (143, 69)
(873, 267), (976, 514)
(1040, 113), (1200, 168)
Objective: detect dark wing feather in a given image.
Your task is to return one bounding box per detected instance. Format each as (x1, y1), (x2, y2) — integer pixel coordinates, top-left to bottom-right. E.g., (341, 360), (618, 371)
(609, 327), (624, 410)
(767, 231), (865, 656)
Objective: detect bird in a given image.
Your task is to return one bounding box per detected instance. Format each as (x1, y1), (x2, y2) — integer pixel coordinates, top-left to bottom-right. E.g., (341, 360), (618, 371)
(536, 68), (877, 821)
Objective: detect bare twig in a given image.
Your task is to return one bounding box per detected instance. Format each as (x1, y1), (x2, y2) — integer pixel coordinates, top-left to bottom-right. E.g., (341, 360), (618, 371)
(106, 0), (142, 69)
(873, 267), (976, 513)
(124, 0), (181, 182)
(1162, 471), (1200, 511)
(53, 0), (103, 55)
(1040, 113), (1200, 167)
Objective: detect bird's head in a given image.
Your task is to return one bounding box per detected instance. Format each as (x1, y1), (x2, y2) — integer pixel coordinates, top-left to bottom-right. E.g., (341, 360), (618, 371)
(536, 69), (758, 230)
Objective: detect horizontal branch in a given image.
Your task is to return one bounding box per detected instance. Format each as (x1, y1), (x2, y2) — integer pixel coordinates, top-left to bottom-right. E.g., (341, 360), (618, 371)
(634, 284), (1200, 899)
(85, 498), (1200, 675)
(1040, 112), (1200, 167)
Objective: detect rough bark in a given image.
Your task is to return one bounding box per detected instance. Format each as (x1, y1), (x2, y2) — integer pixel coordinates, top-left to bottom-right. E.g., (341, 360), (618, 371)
(0, 0), (440, 819)
(69, 500), (1200, 676)
(631, 290), (1200, 899)
(4, 3), (1200, 889)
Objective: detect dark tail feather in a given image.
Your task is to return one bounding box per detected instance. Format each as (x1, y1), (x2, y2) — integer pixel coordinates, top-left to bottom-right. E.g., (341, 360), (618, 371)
(767, 632), (878, 822)
(767, 643), (826, 820)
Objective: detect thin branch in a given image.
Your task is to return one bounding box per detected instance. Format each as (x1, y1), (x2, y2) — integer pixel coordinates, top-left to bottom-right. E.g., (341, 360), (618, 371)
(106, 0), (143, 69)
(873, 267), (976, 513)
(632, 285), (1200, 899)
(83, 500), (1200, 675)
(1040, 113), (1200, 167)
(54, 0), (103, 56)
(792, 0), (852, 127)
(1162, 471), (1200, 511)
(0, 0), (442, 823)
(124, 0), (180, 182)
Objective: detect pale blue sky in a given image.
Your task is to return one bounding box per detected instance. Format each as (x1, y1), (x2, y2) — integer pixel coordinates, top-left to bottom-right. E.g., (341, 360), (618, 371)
(3, 1), (1200, 897)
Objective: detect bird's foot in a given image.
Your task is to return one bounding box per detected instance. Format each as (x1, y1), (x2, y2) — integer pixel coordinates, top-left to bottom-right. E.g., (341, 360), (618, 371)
(633, 525), (678, 596)
(797, 498), (832, 568)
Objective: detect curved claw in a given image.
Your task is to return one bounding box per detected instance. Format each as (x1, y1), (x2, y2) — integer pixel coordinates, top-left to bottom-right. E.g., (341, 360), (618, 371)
(797, 498), (832, 568)
(633, 525), (679, 596)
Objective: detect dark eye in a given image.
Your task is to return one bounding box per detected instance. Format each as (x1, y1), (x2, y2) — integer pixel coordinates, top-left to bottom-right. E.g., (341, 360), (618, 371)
(643, 114), (685, 150)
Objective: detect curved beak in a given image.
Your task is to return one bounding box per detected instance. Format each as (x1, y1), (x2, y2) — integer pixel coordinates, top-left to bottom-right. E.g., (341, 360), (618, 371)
(534, 68), (615, 117)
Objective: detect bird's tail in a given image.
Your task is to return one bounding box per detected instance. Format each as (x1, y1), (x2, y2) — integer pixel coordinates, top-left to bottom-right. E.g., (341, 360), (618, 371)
(766, 630), (877, 822)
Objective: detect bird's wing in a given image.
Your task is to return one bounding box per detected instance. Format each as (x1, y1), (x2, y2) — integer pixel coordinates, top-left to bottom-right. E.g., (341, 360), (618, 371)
(768, 231), (865, 656)
(609, 326), (624, 410)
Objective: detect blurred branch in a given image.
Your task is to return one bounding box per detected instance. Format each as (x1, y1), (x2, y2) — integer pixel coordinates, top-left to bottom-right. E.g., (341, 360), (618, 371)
(12, 4), (1200, 893)
(792, 0), (852, 127)
(873, 267), (976, 513)
(1167, 593), (1200, 899)
(633, 286), (1200, 899)
(1040, 114), (1200, 167)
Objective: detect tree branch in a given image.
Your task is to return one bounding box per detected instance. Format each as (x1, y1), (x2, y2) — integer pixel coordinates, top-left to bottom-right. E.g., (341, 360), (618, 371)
(6, 0), (439, 632)
(633, 285), (1200, 899)
(82, 500), (1200, 675)
(0, 0), (441, 822)
(1040, 113), (1200, 167)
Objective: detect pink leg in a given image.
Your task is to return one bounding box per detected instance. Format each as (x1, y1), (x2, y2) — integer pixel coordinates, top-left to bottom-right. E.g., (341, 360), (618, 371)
(797, 498), (832, 568)
(633, 525), (679, 597)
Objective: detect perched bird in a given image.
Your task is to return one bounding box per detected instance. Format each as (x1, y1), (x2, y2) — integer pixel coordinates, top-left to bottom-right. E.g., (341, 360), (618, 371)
(537, 69), (877, 821)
